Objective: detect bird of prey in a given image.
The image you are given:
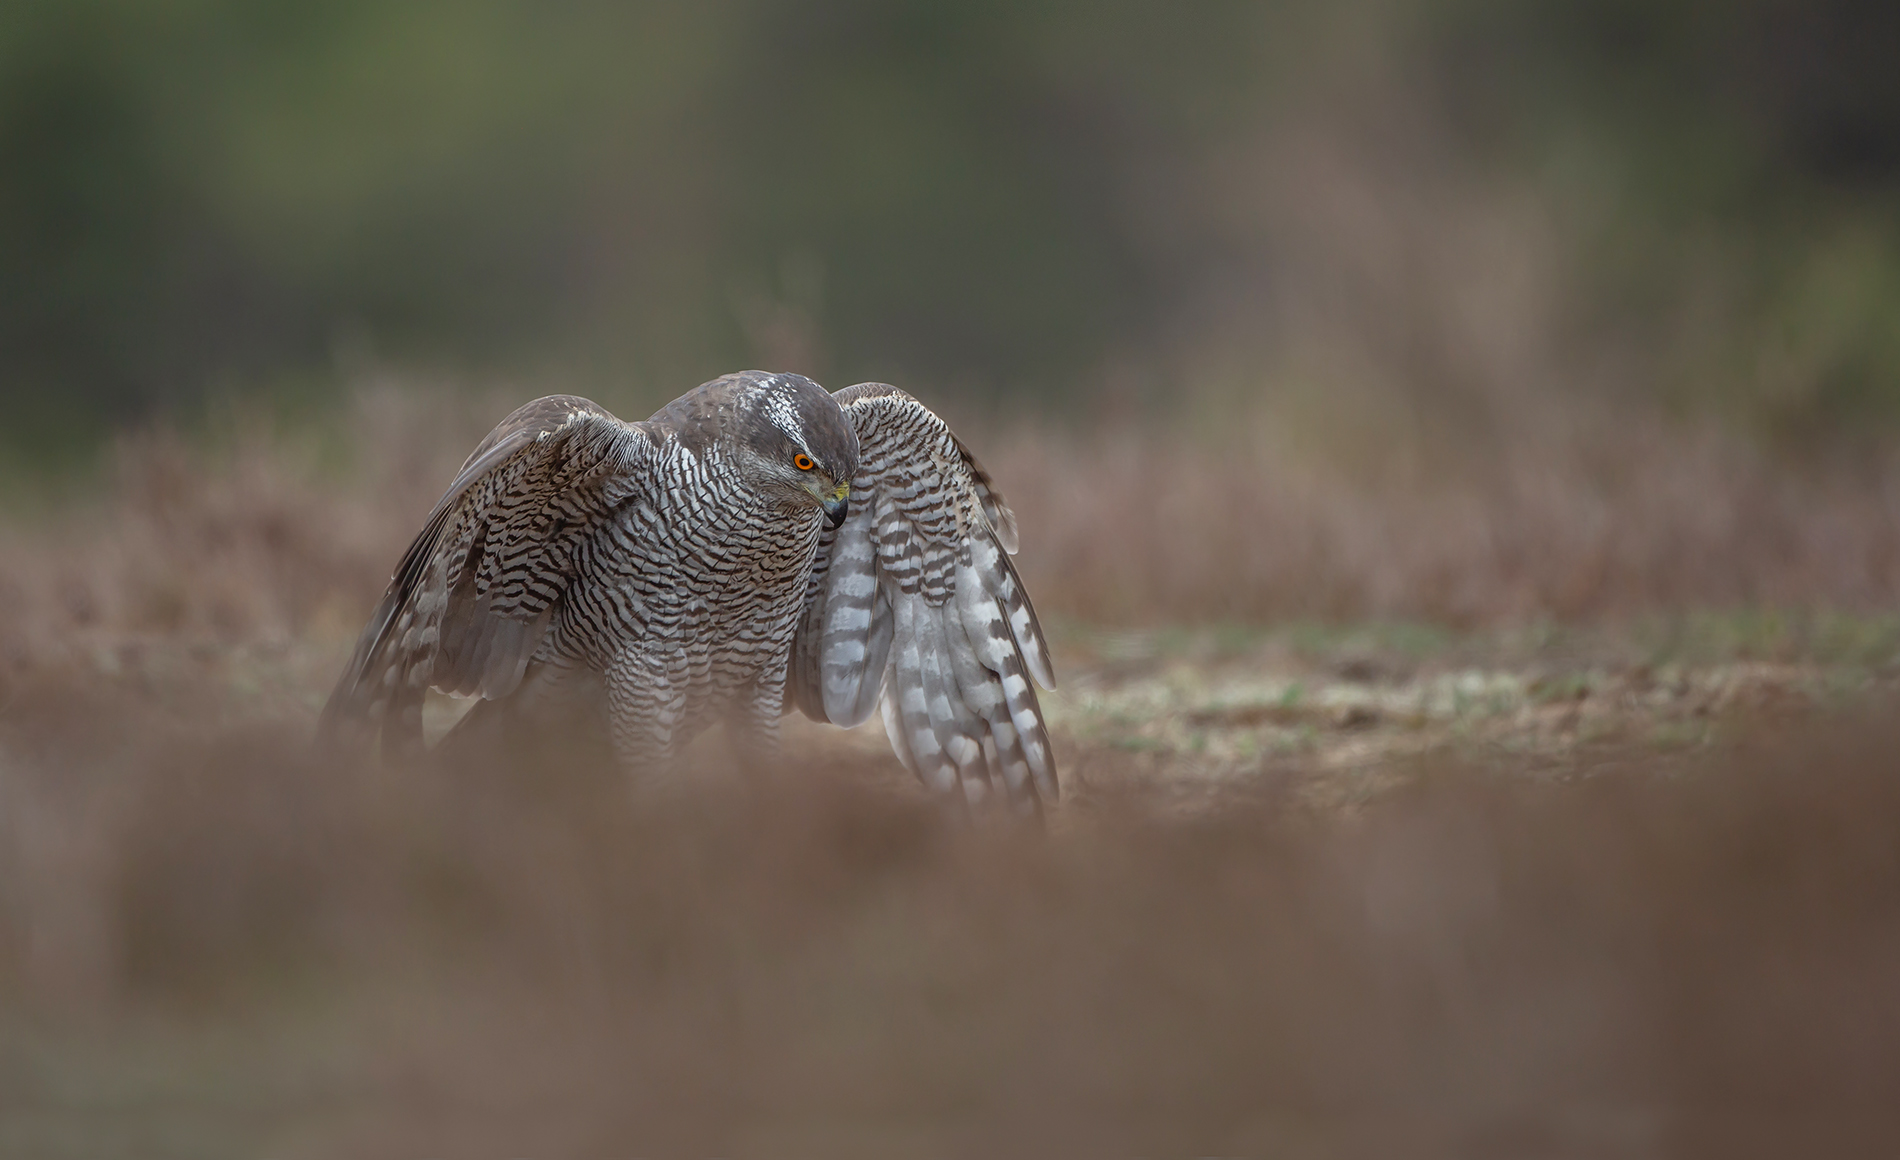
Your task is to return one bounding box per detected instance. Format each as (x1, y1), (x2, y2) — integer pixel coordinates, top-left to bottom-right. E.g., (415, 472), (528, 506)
(320, 370), (1057, 810)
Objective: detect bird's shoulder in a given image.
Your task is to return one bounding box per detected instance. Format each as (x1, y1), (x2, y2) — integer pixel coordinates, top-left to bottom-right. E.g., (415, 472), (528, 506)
(829, 382), (950, 450)
(644, 371), (790, 457)
(446, 394), (666, 494)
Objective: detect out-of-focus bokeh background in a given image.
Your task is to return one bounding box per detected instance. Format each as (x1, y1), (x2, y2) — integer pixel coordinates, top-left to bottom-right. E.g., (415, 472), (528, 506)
(8, 0), (1900, 452)
(5, 2), (1900, 1154)
(7, 0), (1900, 625)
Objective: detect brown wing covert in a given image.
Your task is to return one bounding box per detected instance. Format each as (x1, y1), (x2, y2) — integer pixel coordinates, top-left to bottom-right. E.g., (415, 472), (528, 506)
(319, 395), (653, 757)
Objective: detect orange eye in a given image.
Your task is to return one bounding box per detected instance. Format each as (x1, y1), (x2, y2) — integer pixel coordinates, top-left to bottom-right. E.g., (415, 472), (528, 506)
(794, 454), (815, 471)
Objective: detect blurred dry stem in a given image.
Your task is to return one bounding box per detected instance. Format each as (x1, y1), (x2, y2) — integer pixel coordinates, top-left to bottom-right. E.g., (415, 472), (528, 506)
(999, 407), (1900, 624)
(3, 675), (1899, 1154)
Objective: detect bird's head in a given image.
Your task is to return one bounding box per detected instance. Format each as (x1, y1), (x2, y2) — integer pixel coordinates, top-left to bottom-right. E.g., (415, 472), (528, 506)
(726, 371), (859, 529)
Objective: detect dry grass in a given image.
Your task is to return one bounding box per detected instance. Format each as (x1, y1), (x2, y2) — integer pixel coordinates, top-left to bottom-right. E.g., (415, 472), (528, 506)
(3, 384), (1900, 1153)
(4, 383), (1900, 701)
(3, 674), (1899, 1155)
(988, 417), (1900, 624)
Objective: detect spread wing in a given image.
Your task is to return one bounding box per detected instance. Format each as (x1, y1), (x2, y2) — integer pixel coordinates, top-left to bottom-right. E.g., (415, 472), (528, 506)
(319, 394), (655, 756)
(788, 383), (1058, 811)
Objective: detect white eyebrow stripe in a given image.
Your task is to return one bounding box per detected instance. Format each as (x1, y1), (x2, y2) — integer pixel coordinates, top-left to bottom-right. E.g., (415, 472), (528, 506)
(758, 378), (807, 449)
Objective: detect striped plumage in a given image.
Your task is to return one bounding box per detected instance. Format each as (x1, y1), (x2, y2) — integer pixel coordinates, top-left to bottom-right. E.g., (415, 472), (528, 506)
(321, 371), (1057, 810)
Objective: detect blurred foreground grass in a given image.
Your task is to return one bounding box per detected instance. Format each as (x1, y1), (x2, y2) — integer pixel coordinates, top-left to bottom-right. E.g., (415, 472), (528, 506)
(3, 641), (1898, 1155)
(3, 387), (1900, 1154)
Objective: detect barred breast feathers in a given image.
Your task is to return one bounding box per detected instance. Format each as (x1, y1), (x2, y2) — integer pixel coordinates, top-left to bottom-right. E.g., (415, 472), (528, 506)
(319, 395), (658, 756)
(788, 383), (1059, 813)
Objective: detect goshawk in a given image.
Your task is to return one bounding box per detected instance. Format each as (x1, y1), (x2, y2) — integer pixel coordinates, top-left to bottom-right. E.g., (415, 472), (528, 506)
(320, 371), (1056, 809)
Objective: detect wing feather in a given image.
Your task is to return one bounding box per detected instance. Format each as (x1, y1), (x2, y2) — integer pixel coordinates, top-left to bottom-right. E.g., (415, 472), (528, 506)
(789, 383), (1058, 810)
(319, 395), (653, 756)
(956, 434), (1019, 553)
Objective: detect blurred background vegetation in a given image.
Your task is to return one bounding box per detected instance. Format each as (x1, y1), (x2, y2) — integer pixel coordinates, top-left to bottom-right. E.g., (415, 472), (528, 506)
(2, 0), (1897, 468)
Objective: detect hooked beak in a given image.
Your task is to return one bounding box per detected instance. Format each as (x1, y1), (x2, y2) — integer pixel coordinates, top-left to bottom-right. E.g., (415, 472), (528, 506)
(822, 491), (849, 530)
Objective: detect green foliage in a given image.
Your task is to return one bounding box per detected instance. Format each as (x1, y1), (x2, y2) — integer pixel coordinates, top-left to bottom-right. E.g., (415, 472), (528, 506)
(1, 0), (1897, 456)
(0, 0), (1265, 439)
(1428, 0), (1900, 440)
